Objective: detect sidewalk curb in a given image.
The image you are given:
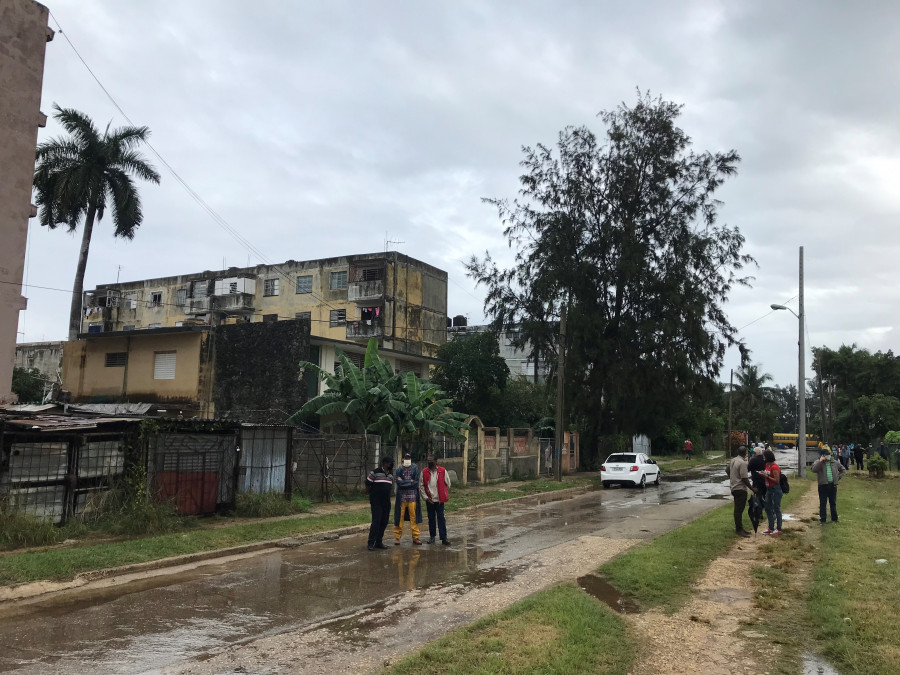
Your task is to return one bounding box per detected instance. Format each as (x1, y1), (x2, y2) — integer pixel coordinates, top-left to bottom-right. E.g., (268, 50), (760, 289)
(0, 484), (592, 606)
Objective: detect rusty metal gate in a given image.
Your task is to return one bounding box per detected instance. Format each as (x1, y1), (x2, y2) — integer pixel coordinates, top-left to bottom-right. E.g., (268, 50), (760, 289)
(147, 433), (237, 515)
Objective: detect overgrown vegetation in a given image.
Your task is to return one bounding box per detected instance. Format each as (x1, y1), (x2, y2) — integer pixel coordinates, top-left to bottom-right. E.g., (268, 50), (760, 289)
(386, 583), (635, 675)
(233, 492), (312, 518)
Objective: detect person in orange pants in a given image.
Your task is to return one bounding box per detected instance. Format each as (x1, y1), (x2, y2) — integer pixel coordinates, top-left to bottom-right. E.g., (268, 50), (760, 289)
(393, 453), (423, 545)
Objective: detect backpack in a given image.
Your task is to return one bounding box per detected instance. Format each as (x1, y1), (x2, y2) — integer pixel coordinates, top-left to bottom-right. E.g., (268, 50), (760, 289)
(779, 472), (790, 494)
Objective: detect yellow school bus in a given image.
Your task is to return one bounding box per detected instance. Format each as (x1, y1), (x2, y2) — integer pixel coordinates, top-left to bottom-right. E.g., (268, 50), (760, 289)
(771, 433), (820, 449)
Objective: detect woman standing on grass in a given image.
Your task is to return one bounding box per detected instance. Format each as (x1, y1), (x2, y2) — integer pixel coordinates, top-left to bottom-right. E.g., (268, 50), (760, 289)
(761, 449), (783, 534)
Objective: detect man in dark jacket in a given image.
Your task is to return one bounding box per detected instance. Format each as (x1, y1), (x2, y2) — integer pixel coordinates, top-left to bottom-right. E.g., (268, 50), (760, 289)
(747, 445), (768, 500)
(365, 456), (394, 551)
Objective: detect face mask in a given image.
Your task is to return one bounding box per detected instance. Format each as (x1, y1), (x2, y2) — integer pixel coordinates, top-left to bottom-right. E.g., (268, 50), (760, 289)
(403, 460), (412, 467)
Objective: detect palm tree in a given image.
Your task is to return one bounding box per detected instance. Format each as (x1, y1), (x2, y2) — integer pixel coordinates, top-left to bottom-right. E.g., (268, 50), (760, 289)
(33, 105), (161, 340)
(735, 364), (774, 441)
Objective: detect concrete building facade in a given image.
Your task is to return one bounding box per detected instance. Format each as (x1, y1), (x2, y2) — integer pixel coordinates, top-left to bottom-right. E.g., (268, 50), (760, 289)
(81, 252), (448, 358)
(0, 0), (53, 401)
(447, 324), (551, 382)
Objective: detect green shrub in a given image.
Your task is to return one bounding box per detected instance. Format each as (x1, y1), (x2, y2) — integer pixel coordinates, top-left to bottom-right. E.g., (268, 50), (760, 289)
(0, 502), (61, 549)
(868, 455), (888, 477)
(233, 492), (312, 518)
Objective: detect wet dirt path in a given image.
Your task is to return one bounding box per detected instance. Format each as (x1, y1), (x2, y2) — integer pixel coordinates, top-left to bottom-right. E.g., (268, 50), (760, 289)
(0, 465), (734, 674)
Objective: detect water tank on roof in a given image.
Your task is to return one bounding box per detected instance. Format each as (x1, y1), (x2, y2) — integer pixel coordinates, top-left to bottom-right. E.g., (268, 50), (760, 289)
(446, 317), (452, 328)
(453, 315), (467, 327)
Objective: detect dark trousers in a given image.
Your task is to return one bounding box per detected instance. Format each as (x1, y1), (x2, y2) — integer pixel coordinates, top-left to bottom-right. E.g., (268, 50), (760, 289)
(426, 501), (447, 541)
(855, 454), (864, 470)
(732, 489), (748, 532)
(818, 484), (838, 523)
(368, 496), (391, 546)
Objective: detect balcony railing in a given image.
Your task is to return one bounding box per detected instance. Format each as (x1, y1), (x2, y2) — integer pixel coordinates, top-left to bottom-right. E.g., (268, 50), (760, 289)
(213, 292), (255, 314)
(186, 297), (211, 314)
(346, 320), (383, 339)
(347, 280), (384, 302)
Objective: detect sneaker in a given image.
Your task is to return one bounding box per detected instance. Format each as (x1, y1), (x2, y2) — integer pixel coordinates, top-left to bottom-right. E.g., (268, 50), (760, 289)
(762, 529), (774, 535)
(426, 537), (435, 544)
(736, 530), (751, 538)
(375, 542), (389, 549)
(394, 540), (401, 546)
(773, 530), (782, 535)
(441, 539), (452, 545)
(367, 544), (376, 551)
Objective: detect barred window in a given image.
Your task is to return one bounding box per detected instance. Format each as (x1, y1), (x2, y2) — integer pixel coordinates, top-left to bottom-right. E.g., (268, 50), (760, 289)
(330, 309), (346, 326)
(263, 278), (279, 296)
(105, 352), (127, 367)
(175, 288), (187, 306)
(295, 311), (311, 322)
(361, 267), (383, 281)
(296, 275), (313, 294)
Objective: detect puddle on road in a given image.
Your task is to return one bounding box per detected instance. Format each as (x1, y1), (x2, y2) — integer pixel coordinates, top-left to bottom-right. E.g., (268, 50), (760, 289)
(803, 652), (839, 674)
(576, 574), (640, 614)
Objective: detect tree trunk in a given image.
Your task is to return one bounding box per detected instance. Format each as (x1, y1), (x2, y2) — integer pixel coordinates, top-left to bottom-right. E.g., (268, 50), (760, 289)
(67, 203), (97, 341)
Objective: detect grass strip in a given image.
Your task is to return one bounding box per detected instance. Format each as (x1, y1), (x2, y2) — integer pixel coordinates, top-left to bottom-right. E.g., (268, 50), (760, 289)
(806, 473), (900, 675)
(385, 582), (635, 675)
(599, 479), (807, 613)
(598, 501), (735, 611)
(0, 477), (590, 587)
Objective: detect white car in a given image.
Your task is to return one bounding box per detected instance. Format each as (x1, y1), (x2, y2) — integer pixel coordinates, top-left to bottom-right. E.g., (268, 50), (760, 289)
(600, 452), (661, 488)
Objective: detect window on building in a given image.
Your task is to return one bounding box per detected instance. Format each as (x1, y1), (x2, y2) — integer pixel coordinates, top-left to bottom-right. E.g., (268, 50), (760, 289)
(395, 359), (422, 377)
(105, 352), (128, 367)
(329, 309), (346, 326)
(263, 278), (279, 296)
(295, 311), (311, 322)
(88, 322), (103, 333)
(148, 323), (162, 329)
(123, 325), (135, 331)
(360, 306), (381, 325)
(330, 270), (348, 290)
(153, 351), (177, 380)
(175, 288), (187, 306)
(263, 314), (278, 323)
(334, 352), (365, 374)
(150, 291), (162, 307)
(361, 267), (383, 281)
(174, 321), (183, 327)
(296, 275), (313, 294)
(191, 280), (210, 298)
(229, 281), (238, 294)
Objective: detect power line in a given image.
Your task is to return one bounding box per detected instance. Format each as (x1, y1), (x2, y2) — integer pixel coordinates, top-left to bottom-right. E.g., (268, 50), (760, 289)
(46, 11), (341, 314)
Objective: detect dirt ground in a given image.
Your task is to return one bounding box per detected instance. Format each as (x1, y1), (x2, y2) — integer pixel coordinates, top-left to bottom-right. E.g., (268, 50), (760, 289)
(626, 483), (821, 675)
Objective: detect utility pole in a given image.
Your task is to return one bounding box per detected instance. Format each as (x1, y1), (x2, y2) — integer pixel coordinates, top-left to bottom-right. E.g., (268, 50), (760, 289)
(727, 369), (733, 455)
(798, 246), (807, 477)
(554, 301), (567, 482)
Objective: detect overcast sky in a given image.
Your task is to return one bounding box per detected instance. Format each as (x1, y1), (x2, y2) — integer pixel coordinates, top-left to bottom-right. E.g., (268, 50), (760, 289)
(19, 0), (900, 388)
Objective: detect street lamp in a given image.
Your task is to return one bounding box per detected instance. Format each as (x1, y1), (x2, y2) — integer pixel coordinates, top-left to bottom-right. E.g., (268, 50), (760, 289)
(770, 246), (806, 477)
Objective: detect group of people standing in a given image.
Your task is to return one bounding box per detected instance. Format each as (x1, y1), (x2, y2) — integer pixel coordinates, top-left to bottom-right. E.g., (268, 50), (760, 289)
(365, 452), (453, 551)
(728, 443), (849, 535)
(728, 444), (784, 537)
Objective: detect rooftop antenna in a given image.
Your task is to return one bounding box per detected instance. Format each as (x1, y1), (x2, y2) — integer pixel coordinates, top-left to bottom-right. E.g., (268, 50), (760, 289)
(384, 232), (404, 252)
(116, 265), (123, 283)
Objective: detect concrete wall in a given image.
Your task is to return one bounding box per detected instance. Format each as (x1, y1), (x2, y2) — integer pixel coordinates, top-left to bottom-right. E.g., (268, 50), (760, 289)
(0, 1), (52, 401)
(62, 329), (211, 413)
(15, 341), (63, 382)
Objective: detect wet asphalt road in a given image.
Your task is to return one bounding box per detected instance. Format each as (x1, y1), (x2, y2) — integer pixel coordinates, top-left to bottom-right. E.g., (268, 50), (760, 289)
(0, 452), (797, 674)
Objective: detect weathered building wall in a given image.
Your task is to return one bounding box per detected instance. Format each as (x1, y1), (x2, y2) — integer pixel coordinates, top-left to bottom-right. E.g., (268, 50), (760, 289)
(0, 0), (53, 402)
(62, 329), (209, 410)
(213, 318), (310, 423)
(15, 341), (63, 382)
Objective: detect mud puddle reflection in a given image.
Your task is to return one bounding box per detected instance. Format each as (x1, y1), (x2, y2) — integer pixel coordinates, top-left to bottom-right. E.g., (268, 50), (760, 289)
(576, 573), (640, 614)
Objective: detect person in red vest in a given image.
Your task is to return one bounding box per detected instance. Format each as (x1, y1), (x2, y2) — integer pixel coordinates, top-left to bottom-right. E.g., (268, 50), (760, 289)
(684, 438), (694, 459)
(422, 454), (452, 545)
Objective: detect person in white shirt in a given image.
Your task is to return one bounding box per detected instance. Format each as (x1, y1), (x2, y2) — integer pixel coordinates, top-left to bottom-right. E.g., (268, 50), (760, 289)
(421, 454), (452, 545)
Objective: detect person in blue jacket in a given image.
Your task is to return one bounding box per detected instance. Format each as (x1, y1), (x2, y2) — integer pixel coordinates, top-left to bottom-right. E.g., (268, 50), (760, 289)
(394, 453), (423, 545)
